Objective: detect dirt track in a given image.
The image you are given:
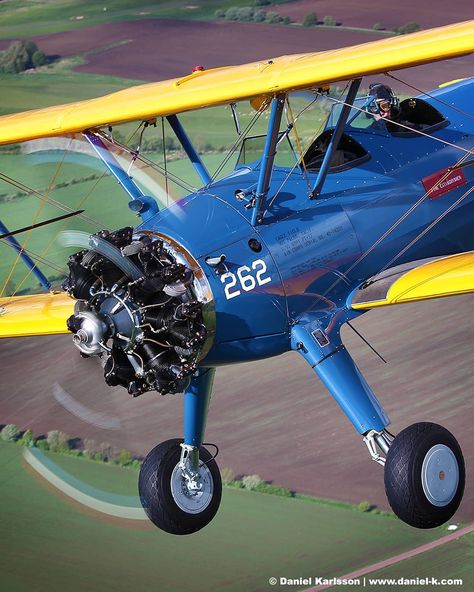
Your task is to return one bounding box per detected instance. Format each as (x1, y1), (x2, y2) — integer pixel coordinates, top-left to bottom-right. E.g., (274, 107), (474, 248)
(309, 522), (474, 591)
(1, 295), (473, 520)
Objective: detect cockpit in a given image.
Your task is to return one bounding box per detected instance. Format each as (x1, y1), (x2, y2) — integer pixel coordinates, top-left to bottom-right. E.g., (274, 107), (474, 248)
(323, 94), (448, 137)
(236, 90), (449, 176)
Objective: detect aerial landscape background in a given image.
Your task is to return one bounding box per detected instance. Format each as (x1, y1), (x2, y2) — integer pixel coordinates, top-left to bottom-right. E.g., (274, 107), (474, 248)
(0, 2), (473, 591)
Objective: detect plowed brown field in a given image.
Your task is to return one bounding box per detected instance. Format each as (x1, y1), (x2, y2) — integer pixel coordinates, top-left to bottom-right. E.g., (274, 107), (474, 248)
(276, 0), (473, 30)
(1, 295), (473, 520)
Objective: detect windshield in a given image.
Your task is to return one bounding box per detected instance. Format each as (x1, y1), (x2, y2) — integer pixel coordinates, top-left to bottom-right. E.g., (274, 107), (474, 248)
(325, 96), (381, 130)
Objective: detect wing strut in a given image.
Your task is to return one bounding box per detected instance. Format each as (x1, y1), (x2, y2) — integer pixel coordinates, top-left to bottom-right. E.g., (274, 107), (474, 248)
(84, 132), (159, 222)
(311, 78), (361, 198)
(0, 219), (51, 291)
(251, 94), (286, 226)
(167, 115), (211, 185)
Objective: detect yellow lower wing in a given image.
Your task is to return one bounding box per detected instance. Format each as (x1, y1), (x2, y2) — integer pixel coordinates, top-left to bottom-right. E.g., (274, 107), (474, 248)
(0, 292), (74, 338)
(351, 251), (474, 310)
(2, 253), (474, 335)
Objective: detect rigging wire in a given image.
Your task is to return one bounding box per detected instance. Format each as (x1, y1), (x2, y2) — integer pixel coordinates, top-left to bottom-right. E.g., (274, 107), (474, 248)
(376, 182), (474, 275)
(346, 320), (387, 364)
(303, 83), (474, 292)
(0, 123), (158, 298)
(0, 240), (66, 275)
(384, 72), (474, 123)
(0, 172), (104, 229)
(0, 140), (71, 297)
(272, 82), (474, 305)
(341, 149), (472, 278)
(12, 120), (186, 297)
(10, 168), (115, 297)
(315, 147), (473, 306)
(98, 132), (196, 194)
(264, 83), (350, 214)
(209, 101), (269, 183)
(284, 96), (313, 195)
(161, 117), (169, 205)
(2, 147), (116, 297)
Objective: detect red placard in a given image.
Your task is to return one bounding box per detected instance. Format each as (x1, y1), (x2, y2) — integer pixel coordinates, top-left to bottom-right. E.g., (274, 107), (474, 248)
(422, 167), (467, 200)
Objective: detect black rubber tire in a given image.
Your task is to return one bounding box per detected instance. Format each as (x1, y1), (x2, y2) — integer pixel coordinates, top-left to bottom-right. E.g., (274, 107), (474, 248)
(384, 422), (465, 529)
(138, 438), (222, 535)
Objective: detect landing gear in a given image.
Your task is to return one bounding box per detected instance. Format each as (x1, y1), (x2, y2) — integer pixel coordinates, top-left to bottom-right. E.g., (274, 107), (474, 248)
(138, 367), (220, 534)
(139, 438), (222, 535)
(384, 422), (465, 529)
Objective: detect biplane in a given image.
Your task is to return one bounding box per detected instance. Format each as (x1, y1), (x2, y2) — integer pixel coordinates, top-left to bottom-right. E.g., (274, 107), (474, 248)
(0, 21), (473, 535)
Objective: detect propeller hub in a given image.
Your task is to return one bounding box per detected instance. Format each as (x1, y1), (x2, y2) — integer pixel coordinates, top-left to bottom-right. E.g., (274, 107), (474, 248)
(71, 311), (108, 356)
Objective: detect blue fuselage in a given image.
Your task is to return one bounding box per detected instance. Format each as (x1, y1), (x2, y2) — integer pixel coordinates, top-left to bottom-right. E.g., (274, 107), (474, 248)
(141, 79), (474, 366)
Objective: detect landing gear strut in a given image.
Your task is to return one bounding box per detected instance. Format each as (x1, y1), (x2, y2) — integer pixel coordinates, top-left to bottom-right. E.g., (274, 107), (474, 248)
(139, 367), (221, 534)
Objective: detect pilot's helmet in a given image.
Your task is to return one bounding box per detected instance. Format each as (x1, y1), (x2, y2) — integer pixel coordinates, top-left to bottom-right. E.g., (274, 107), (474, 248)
(368, 83), (400, 119)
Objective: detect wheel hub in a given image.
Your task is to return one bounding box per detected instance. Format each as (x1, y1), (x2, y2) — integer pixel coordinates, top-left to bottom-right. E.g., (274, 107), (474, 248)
(170, 462), (214, 514)
(421, 444), (459, 507)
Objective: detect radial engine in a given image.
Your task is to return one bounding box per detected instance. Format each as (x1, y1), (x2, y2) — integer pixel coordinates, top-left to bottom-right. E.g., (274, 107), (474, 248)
(63, 227), (213, 397)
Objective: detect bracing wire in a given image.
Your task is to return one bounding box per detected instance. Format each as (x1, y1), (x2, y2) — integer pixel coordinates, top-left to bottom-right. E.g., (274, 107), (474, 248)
(98, 131), (196, 194)
(161, 117), (170, 205)
(0, 240), (66, 275)
(209, 101), (269, 183)
(264, 83), (350, 214)
(284, 96), (313, 195)
(0, 119), (173, 297)
(8, 120), (191, 296)
(342, 149), (473, 278)
(384, 72), (474, 123)
(0, 172), (103, 229)
(315, 147), (474, 304)
(0, 139), (72, 297)
(377, 183), (474, 275)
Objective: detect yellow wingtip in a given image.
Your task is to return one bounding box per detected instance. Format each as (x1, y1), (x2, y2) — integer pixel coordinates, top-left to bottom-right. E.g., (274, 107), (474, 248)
(351, 252), (474, 310)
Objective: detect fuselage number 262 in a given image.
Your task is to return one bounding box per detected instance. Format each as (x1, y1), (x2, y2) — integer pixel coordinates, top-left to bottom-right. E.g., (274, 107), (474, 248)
(220, 259), (272, 300)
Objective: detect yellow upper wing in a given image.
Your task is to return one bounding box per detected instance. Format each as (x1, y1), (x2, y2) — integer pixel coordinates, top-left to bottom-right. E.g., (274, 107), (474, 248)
(0, 20), (473, 146)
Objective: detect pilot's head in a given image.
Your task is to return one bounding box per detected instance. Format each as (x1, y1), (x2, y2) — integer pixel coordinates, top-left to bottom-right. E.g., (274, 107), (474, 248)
(368, 83), (400, 120)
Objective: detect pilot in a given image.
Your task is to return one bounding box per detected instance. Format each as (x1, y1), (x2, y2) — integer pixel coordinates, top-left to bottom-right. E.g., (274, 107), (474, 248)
(368, 82), (423, 133)
(368, 83), (401, 128)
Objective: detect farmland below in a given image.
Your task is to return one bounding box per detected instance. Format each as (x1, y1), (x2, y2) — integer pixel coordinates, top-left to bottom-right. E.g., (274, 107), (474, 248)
(0, 2), (473, 517)
(2, 441), (471, 592)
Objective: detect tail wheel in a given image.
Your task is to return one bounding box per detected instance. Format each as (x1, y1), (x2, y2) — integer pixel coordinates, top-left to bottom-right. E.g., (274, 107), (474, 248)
(384, 422), (465, 529)
(139, 438), (222, 535)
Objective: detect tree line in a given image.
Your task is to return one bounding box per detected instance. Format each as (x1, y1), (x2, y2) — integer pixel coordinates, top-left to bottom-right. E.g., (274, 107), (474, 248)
(0, 40), (47, 74)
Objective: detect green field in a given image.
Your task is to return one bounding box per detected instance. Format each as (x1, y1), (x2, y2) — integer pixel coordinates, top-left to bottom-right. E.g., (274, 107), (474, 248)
(0, 441), (460, 592)
(0, 70), (140, 116)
